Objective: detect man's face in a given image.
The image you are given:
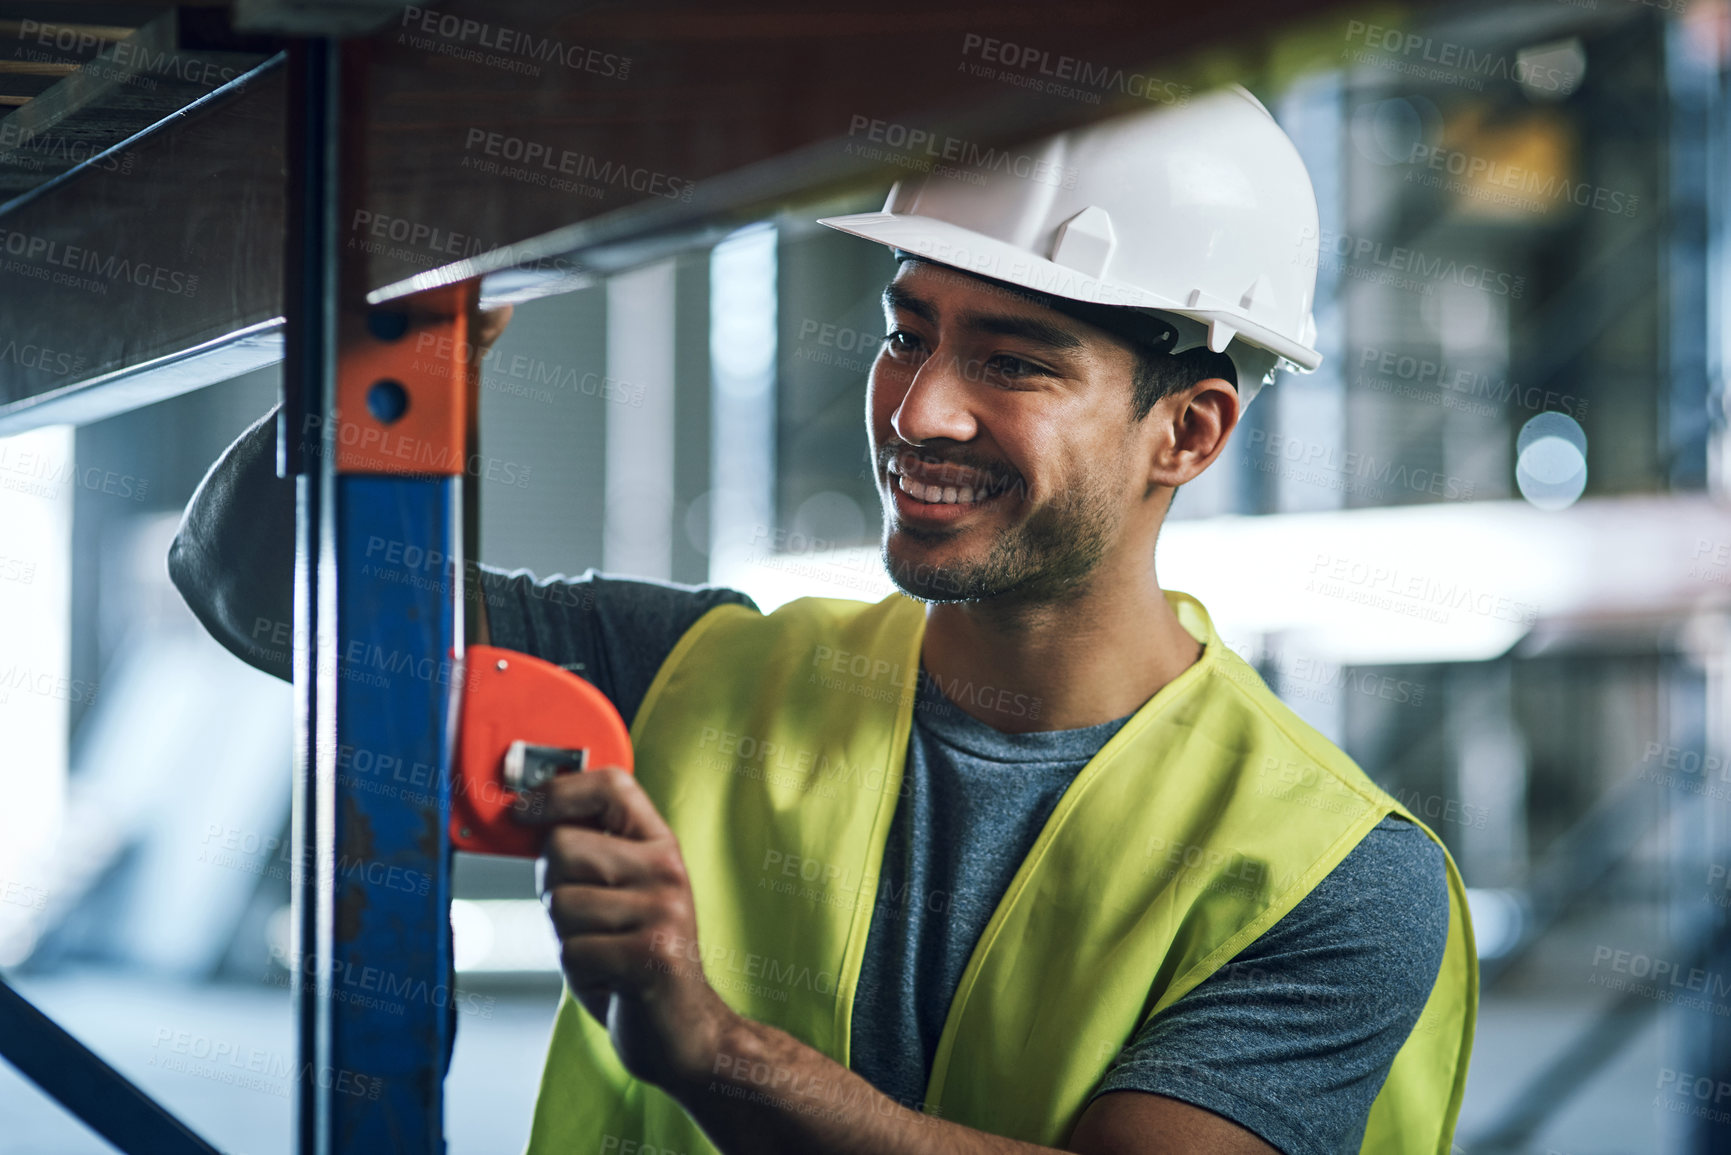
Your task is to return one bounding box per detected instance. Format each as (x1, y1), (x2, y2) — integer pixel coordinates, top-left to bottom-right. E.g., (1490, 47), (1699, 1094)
(867, 260), (1154, 605)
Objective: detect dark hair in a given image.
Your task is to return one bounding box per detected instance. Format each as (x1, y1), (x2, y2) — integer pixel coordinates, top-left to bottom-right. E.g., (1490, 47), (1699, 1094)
(893, 254), (1238, 422)
(1129, 345), (1238, 422)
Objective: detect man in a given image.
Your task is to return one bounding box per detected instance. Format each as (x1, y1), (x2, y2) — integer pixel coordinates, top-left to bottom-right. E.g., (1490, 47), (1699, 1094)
(171, 86), (1473, 1154)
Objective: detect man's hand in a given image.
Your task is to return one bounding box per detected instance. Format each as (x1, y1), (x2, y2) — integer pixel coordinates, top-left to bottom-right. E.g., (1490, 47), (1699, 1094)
(521, 767), (737, 1093)
(473, 303), (514, 355)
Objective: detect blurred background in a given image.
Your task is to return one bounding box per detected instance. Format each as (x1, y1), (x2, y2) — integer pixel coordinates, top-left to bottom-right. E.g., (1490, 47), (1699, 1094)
(2, 0), (1730, 1152)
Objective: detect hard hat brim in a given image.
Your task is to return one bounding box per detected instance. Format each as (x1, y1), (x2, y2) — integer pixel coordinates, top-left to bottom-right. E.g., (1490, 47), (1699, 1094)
(817, 210), (1323, 374)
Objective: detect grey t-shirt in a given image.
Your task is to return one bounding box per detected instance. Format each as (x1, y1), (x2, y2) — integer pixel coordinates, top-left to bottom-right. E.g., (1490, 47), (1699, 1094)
(482, 569), (1451, 1155)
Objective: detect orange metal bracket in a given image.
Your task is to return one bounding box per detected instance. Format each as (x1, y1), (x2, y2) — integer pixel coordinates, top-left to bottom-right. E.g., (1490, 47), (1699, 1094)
(336, 281), (477, 475)
(451, 644), (635, 857)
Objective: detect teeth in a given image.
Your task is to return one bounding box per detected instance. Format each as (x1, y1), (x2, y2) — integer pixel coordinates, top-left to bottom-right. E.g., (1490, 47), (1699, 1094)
(896, 473), (990, 505)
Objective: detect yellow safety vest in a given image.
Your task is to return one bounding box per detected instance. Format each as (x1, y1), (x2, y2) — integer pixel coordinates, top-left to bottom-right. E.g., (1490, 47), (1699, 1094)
(525, 590), (1476, 1153)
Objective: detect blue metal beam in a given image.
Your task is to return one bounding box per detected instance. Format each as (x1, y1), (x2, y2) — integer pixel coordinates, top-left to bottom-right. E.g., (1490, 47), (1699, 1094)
(0, 976), (223, 1155)
(325, 474), (458, 1151)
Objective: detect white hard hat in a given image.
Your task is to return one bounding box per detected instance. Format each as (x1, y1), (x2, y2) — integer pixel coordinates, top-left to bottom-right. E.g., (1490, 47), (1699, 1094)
(817, 85), (1322, 409)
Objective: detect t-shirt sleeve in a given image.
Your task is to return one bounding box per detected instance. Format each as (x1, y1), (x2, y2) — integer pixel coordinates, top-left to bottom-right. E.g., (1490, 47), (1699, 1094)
(477, 566), (759, 727)
(1087, 815), (1450, 1155)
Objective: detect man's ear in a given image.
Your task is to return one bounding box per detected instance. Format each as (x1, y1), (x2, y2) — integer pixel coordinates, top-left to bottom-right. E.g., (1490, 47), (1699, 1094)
(1146, 376), (1239, 489)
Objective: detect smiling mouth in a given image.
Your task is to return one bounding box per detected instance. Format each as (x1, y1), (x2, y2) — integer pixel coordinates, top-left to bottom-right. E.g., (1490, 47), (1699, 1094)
(894, 473), (994, 505)
(885, 452), (1015, 508)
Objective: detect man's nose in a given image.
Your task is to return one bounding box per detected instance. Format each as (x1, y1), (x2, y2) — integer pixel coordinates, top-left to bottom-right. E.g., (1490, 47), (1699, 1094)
(892, 351), (978, 447)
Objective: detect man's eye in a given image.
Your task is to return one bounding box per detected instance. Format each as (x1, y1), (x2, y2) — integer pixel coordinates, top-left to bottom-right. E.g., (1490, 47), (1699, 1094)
(985, 354), (1043, 381)
(883, 330), (923, 357)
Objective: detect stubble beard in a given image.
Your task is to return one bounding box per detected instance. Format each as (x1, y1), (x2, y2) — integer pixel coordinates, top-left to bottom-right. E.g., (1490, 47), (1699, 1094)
(880, 473), (1118, 606)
